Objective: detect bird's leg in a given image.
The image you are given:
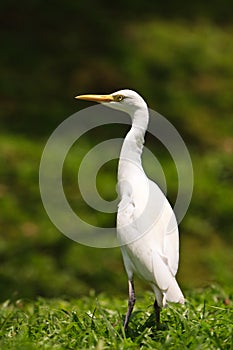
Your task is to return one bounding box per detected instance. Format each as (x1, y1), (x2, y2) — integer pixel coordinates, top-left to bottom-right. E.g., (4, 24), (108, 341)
(123, 279), (136, 331)
(154, 300), (161, 328)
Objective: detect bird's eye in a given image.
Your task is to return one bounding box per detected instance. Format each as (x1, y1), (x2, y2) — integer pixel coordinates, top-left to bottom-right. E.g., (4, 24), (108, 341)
(114, 94), (124, 102)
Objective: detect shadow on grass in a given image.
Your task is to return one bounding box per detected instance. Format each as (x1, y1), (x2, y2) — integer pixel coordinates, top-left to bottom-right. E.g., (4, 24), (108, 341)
(122, 311), (168, 342)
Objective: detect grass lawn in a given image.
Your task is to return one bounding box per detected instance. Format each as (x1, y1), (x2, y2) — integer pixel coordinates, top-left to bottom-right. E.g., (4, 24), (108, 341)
(0, 285), (232, 349)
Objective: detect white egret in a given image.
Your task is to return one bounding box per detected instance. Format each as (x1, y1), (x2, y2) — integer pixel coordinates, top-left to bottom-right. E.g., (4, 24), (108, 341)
(75, 89), (184, 330)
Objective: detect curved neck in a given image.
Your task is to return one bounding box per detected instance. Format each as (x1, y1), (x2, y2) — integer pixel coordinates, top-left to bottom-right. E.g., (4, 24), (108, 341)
(118, 107), (149, 175)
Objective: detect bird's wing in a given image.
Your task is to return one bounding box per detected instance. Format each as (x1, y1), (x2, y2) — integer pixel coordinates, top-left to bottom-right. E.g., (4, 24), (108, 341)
(117, 178), (180, 282)
(148, 180), (179, 277)
(163, 222), (179, 276)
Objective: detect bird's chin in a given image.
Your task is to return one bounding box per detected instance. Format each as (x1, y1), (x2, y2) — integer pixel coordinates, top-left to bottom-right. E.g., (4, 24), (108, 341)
(102, 102), (131, 115)
(102, 101), (121, 111)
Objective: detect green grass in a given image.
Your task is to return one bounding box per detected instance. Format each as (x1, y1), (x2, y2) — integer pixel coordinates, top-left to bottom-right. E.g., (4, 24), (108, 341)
(0, 286), (232, 349)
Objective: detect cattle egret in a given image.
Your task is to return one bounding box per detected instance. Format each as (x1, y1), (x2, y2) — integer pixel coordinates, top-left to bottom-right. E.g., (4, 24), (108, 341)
(75, 89), (184, 330)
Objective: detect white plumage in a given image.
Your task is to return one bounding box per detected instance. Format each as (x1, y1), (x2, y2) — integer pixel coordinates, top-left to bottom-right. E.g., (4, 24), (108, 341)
(76, 89), (184, 330)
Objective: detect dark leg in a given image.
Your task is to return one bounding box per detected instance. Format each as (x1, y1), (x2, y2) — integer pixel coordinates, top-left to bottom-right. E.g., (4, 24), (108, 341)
(123, 279), (136, 331)
(154, 300), (161, 328)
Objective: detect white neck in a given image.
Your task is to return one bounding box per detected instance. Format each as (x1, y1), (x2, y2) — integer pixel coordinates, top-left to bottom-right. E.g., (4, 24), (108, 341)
(118, 107), (149, 179)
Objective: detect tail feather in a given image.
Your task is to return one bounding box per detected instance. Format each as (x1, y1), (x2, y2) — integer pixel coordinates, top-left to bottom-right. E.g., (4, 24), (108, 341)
(163, 277), (185, 307)
(152, 251), (184, 307)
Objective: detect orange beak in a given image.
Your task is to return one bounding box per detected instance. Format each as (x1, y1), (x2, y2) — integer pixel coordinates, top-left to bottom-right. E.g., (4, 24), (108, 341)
(75, 94), (114, 103)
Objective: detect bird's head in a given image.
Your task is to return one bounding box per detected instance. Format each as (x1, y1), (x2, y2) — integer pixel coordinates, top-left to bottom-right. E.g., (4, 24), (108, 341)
(75, 89), (148, 116)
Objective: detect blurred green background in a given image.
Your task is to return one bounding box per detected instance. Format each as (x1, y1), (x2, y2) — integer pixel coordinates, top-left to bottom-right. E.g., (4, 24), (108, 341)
(0, 1), (233, 301)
